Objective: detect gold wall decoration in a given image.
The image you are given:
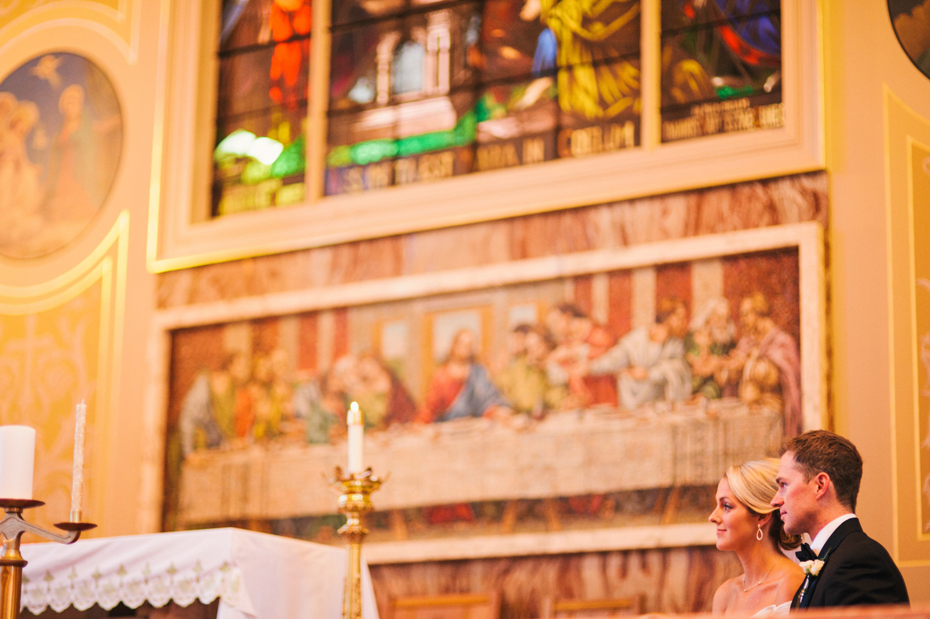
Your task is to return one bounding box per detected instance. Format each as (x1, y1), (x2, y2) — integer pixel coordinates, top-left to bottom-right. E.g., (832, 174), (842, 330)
(887, 87), (930, 565)
(0, 0), (140, 62)
(0, 211), (128, 538)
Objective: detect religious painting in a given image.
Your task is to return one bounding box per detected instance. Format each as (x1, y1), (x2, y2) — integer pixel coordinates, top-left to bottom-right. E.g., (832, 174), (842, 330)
(324, 0), (641, 195)
(160, 225), (824, 558)
(888, 0), (930, 80)
(211, 0), (312, 218)
(0, 52), (122, 259)
(659, 0), (783, 142)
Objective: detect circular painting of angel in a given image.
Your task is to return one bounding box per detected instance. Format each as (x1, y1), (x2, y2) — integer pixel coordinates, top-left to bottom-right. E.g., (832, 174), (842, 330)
(0, 52), (122, 259)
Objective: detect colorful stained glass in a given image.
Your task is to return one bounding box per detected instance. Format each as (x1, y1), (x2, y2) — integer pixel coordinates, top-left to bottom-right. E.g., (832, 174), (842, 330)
(660, 0), (782, 142)
(326, 0), (642, 195)
(211, 0), (312, 218)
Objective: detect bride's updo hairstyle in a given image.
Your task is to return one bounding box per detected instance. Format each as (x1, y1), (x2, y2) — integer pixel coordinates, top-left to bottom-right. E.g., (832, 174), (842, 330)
(725, 458), (802, 550)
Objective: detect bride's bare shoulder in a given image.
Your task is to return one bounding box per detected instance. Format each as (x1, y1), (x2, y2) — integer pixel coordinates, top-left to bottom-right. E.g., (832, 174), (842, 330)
(712, 576), (740, 614)
(772, 557), (805, 603)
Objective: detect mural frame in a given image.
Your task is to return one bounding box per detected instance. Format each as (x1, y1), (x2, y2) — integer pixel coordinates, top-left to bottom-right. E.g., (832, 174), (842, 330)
(149, 0), (824, 272)
(142, 222), (826, 562)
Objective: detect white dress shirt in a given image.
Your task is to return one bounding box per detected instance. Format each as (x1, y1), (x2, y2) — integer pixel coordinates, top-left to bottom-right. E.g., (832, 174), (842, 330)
(810, 513), (858, 554)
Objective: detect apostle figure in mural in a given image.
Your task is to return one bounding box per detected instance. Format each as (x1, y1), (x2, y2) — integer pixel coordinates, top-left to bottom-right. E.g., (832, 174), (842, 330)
(721, 292), (802, 436)
(584, 297), (692, 410)
(685, 297), (737, 400)
(417, 329), (510, 422)
(547, 303), (618, 407)
(296, 355), (356, 444)
(353, 353), (418, 429)
(178, 352), (251, 456)
(497, 324), (566, 416)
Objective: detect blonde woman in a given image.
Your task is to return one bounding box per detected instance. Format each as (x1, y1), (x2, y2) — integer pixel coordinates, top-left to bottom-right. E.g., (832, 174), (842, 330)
(709, 459), (804, 615)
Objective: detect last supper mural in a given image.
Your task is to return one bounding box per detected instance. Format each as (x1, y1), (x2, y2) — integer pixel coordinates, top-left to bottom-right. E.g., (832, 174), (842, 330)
(163, 242), (815, 547)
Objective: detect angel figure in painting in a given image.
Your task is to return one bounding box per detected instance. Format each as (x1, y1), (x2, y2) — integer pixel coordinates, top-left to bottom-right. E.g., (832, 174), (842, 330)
(519, 0), (641, 119)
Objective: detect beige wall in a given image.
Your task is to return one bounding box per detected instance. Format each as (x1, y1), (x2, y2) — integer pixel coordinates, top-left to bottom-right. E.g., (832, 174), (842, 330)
(824, 0), (930, 596)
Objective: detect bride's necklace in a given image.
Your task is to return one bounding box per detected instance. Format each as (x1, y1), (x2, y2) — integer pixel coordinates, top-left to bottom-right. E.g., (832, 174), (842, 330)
(742, 561), (776, 592)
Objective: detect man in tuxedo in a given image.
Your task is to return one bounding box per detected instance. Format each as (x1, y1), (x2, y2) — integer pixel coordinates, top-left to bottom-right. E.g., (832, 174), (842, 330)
(772, 430), (909, 608)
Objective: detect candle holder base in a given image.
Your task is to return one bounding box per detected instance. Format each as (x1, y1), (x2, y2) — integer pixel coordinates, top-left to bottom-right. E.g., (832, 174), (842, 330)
(0, 499), (94, 619)
(0, 501), (43, 510)
(53, 522), (97, 532)
(329, 467), (386, 619)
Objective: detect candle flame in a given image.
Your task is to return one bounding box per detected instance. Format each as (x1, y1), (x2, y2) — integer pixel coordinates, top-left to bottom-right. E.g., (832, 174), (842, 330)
(347, 401), (363, 425)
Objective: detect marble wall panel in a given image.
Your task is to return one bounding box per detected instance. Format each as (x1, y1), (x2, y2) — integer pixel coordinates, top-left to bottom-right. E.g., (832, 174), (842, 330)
(157, 173), (828, 308)
(368, 546), (741, 619)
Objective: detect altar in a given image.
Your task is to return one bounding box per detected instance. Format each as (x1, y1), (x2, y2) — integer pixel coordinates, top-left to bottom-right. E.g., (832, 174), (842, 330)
(20, 528), (379, 619)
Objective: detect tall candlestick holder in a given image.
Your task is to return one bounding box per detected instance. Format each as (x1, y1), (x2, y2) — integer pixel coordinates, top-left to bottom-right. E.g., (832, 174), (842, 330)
(329, 467), (384, 619)
(0, 500), (95, 619)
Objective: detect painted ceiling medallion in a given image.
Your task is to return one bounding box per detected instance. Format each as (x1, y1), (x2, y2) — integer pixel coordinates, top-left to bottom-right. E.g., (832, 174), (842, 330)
(0, 52), (122, 259)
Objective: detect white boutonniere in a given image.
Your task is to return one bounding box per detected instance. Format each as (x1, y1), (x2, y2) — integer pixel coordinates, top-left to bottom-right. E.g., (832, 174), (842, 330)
(799, 559), (825, 577)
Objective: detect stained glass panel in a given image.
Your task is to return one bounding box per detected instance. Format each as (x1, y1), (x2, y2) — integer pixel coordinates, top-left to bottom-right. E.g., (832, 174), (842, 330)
(211, 0), (312, 218)
(326, 0), (642, 195)
(660, 0), (782, 142)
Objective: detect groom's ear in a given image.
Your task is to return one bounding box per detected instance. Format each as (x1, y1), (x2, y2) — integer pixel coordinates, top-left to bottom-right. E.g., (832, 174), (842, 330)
(812, 471), (832, 500)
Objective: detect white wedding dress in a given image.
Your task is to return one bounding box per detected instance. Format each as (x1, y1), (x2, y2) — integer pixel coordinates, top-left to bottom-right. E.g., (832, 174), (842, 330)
(751, 602), (791, 616)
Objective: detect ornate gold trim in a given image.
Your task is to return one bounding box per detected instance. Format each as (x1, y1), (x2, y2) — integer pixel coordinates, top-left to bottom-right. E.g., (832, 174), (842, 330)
(885, 86), (930, 566)
(0, 211), (129, 538)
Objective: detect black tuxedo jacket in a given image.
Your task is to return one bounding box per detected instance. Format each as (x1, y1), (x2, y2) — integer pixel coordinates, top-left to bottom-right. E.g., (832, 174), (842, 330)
(794, 518), (909, 608)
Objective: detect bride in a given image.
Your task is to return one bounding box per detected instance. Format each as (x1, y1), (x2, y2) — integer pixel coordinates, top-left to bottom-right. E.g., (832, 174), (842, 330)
(709, 458), (804, 615)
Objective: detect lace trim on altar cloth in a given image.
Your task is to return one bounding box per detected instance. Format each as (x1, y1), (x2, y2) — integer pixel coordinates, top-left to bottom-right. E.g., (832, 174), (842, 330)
(21, 560), (244, 615)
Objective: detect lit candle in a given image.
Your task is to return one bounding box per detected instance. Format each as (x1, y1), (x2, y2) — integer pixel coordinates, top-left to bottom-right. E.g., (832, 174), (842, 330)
(347, 401), (364, 474)
(0, 426), (35, 499)
(71, 400), (86, 520)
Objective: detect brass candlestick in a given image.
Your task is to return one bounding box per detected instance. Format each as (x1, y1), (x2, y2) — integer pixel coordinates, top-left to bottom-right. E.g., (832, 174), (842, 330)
(330, 467), (384, 619)
(0, 500), (95, 619)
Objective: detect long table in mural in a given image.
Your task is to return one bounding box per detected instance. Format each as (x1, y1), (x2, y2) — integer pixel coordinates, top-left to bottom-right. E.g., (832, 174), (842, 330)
(177, 399), (782, 526)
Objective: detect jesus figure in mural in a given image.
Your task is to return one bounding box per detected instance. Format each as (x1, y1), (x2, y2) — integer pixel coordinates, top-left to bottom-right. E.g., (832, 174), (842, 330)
(417, 329), (511, 423)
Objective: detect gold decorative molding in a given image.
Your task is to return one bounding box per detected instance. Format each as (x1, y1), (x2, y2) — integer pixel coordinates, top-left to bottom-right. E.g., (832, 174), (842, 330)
(0, 211), (128, 537)
(886, 86), (930, 566)
(0, 0), (140, 62)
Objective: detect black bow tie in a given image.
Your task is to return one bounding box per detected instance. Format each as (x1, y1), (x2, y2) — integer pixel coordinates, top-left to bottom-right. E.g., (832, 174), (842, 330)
(795, 542), (817, 562)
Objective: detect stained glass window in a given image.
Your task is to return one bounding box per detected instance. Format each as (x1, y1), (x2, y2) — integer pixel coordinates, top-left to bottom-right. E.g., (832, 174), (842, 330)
(212, 0), (311, 217)
(660, 0), (782, 142)
(325, 0), (642, 195)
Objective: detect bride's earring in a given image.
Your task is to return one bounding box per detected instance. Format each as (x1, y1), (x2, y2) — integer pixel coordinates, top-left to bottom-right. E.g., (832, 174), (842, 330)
(756, 524), (764, 541)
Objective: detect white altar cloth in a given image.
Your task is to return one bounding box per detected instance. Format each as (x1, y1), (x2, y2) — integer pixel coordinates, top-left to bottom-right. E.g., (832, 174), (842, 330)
(20, 528), (378, 619)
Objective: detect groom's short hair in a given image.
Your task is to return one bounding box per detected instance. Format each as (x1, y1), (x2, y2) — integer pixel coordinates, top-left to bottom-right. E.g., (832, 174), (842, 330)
(781, 430), (863, 512)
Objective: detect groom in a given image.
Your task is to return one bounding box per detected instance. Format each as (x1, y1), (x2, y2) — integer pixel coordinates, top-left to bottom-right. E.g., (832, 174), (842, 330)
(772, 430), (909, 608)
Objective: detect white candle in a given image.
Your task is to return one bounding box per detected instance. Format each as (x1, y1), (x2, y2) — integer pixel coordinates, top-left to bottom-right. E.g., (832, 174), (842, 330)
(347, 401), (364, 474)
(0, 426), (35, 499)
(71, 400), (86, 518)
